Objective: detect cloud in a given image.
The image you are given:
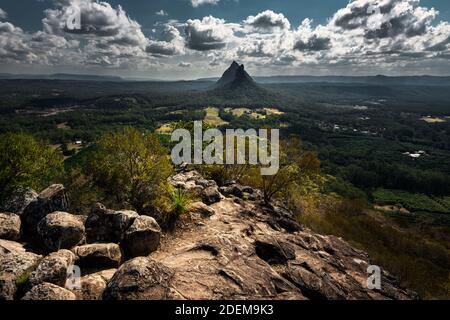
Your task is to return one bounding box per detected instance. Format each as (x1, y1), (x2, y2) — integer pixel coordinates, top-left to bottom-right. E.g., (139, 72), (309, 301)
(156, 10), (168, 17)
(0, 8), (7, 20)
(185, 16), (235, 51)
(190, 0), (220, 8)
(244, 10), (291, 31)
(146, 25), (184, 56)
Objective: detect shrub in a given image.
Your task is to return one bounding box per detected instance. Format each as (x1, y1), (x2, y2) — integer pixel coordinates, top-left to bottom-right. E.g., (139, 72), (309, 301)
(0, 132), (62, 201)
(88, 127), (173, 213)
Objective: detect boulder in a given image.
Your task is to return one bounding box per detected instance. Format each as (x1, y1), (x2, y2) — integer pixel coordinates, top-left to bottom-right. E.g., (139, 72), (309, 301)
(22, 283), (76, 300)
(0, 240), (42, 300)
(219, 185), (244, 198)
(29, 250), (76, 288)
(103, 257), (173, 300)
(0, 188), (38, 215)
(37, 212), (85, 251)
(121, 216), (161, 259)
(21, 185), (69, 236)
(72, 243), (121, 268)
(201, 186), (221, 205)
(85, 203), (138, 243)
(73, 269), (116, 300)
(189, 202), (215, 218)
(0, 212), (21, 241)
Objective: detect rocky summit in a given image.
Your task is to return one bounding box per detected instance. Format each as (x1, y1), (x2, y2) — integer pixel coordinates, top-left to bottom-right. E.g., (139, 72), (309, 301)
(0, 171), (416, 300)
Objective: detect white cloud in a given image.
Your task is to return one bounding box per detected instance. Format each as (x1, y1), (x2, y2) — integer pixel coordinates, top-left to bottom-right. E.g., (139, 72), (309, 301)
(244, 10), (291, 31)
(0, 8), (7, 20)
(185, 16), (237, 51)
(146, 25), (185, 56)
(156, 10), (168, 17)
(190, 0), (220, 8)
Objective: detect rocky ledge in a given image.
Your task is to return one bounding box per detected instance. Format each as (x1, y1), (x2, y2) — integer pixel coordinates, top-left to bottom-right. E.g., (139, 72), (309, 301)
(0, 171), (416, 300)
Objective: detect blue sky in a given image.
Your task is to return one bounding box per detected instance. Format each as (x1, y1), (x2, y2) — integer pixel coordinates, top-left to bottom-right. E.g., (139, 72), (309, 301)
(2, 0), (450, 79)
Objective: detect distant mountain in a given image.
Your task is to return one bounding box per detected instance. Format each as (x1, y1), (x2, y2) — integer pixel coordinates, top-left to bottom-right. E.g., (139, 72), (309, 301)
(0, 73), (124, 81)
(215, 62), (259, 90)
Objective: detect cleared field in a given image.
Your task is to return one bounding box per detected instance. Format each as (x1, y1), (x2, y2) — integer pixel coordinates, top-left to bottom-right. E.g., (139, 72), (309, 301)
(421, 116), (446, 123)
(156, 123), (174, 134)
(56, 122), (71, 130)
(204, 107), (229, 126)
(224, 107), (285, 120)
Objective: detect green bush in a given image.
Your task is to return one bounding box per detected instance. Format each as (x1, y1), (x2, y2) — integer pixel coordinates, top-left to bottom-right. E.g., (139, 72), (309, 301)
(0, 132), (62, 201)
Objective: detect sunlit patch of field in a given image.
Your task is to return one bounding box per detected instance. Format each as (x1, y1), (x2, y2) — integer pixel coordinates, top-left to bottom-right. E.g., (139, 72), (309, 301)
(421, 116), (446, 123)
(374, 205), (411, 215)
(56, 122), (71, 130)
(204, 107), (229, 126)
(224, 107), (285, 120)
(261, 108), (285, 116)
(156, 123), (174, 134)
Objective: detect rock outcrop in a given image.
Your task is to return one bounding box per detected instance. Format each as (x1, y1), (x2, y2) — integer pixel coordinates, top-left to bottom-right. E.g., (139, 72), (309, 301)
(72, 244), (121, 268)
(29, 250), (76, 288)
(85, 204), (138, 243)
(0, 213), (21, 241)
(0, 240), (42, 300)
(37, 212), (85, 252)
(21, 185), (69, 236)
(0, 172), (416, 300)
(22, 283), (76, 300)
(121, 216), (161, 260)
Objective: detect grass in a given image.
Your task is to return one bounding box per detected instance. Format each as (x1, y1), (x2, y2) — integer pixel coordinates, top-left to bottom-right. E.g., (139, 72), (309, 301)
(373, 189), (449, 214)
(204, 107), (229, 126)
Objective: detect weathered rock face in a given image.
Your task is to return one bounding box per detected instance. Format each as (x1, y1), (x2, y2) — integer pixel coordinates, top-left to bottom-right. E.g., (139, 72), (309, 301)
(85, 203), (139, 243)
(189, 202), (215, 218)
(29, 250), (76, 288)
(0, 188), (38, 216)
(22, 283), (76, 300)
(0, 213), (21, 241)
(0, 240), (42, 300)
(0, 171), (416, 301)
(72, 244), (121, 268)
(103, 257), (174, 300)
(201, 186), (222, 205)
(37, 212), (85, 252)
(21, 185), (69, 236)
(121, 216), (161, 259)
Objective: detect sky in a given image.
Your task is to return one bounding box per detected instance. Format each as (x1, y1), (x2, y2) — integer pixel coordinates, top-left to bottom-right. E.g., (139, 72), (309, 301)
(2, 0), (450, 79)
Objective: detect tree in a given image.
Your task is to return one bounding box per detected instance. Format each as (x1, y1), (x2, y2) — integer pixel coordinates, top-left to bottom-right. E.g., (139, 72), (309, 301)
(89, 127), (173, 213)
(0, 132), (62, 201)
(246, 136), (321, 204)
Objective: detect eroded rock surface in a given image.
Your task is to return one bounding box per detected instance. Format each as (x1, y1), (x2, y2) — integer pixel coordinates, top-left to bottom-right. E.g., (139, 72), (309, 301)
(72, 243), (121, 268)
(37, 212), (85, 251)
(22, 283), (76, 300)
(121, 216), (161, 260)
(0, 213), (21, 241)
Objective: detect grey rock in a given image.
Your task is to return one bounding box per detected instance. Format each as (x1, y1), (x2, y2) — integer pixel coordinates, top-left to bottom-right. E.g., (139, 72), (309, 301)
(37, 212), (85, 251)
(0, 212), (21, 241)
(22, 283), (76, 300)
(85, 203), (138, 243)
(21, 185), (69, 236)
(103, 257), (173, 300)
(29, 250), (76, 287)
(121, 216), (161, 259)
(201, 186), (221, 205)
(0, 240), (41, 300)
(0, 188), (38, 215)
(72, 243), (121, 268)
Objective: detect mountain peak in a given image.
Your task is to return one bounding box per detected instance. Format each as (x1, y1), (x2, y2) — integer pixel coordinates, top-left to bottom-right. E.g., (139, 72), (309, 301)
(216, 61), (255, 89)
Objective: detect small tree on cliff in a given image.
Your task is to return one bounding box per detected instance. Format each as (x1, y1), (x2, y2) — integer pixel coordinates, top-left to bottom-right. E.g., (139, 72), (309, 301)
(244, 136), (321, 204)
(0, 132), (62, 201)
(90, 127), (173, 213)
